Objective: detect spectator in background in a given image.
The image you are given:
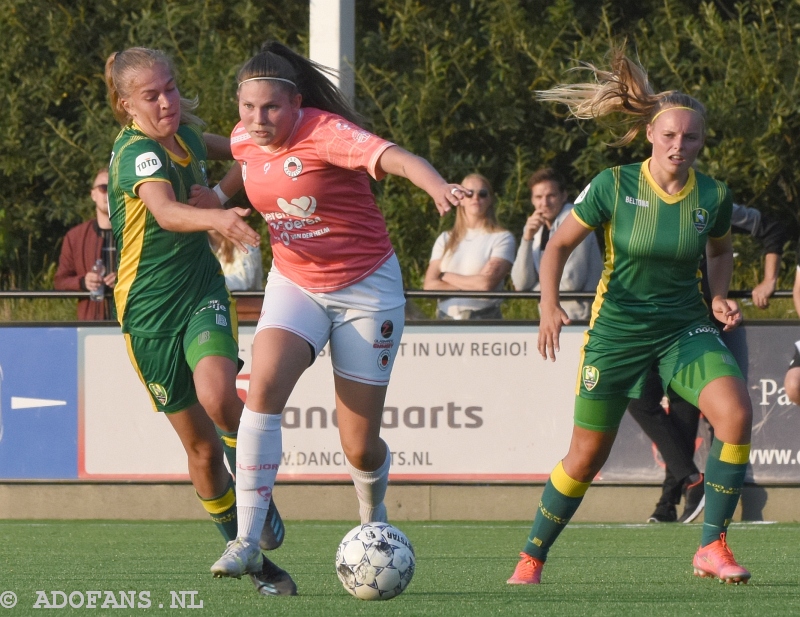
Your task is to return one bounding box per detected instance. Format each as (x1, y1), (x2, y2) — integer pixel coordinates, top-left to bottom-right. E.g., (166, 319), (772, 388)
(209, 231), (264, 321)
(54, 168), (117, 320)
(511, 168), (602, 320)
(780, 239), (800, 405)
(632, 203), (788, 524)
(424, 173), (515, 319)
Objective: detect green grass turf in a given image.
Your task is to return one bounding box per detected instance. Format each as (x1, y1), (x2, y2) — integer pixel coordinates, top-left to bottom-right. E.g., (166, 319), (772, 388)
(1, 520), (798, 616)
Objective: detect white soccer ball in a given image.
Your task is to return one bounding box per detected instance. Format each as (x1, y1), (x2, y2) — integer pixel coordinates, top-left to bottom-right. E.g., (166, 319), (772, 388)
(335, 522), (415, 600)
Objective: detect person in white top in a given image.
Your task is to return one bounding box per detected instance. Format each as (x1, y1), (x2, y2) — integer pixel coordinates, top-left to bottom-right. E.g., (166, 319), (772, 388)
(208, 231), (264, 292)
(511, 168), (602, 321)
(424, 173), (516, 319)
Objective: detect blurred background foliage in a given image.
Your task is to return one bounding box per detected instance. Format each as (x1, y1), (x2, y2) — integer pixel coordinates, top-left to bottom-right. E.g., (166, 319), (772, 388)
(1, 0), (798, 319)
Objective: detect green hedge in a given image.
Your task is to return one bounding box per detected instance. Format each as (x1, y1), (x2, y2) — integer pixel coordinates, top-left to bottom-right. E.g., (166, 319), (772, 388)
(1, 0), (798, 296)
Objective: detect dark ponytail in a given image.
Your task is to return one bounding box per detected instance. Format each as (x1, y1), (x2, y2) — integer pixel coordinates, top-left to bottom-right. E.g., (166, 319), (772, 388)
(237, 41), (362, 125)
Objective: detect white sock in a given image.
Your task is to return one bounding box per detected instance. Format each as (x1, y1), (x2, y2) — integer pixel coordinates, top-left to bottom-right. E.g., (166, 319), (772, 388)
(346, 444), (391, 524)
(235, 408), (282, 543)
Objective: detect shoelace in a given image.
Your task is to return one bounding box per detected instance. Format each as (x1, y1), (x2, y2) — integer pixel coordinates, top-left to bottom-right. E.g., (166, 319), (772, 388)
(710, 533), (738, 565)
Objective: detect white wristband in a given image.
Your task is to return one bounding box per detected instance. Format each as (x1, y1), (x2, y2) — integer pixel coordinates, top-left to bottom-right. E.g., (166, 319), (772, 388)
(212, 184), (230, 205)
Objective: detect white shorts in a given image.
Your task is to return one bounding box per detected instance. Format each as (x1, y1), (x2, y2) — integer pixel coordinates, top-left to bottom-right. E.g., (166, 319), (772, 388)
(256, 257), (406, 386)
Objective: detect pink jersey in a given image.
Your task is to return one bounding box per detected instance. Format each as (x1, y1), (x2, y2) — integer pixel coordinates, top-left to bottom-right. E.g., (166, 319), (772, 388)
(231, 108), (396, 292)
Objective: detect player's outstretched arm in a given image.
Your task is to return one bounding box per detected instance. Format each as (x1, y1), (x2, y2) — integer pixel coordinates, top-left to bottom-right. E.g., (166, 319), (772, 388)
(377, 145), (467, 216)
(537, 214), (592, 361)
(139, 180), (259, 253)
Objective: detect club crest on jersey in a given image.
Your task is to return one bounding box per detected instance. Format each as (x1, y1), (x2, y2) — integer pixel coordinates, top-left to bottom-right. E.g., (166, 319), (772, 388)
(692, 208), (709, 233)
(135, 152), (162, 177)
(582, 365), (599, 391)
(283, 156), (303, 178)
(148, 382), (168, 405)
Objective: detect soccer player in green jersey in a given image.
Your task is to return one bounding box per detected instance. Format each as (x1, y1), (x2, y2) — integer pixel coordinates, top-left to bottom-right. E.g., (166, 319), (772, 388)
(104, 47), (295, 595)
(508, 47), (753, 586)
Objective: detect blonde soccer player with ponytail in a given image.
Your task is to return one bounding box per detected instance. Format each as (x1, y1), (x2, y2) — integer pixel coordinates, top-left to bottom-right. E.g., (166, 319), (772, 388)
(508, 46), (753, 586)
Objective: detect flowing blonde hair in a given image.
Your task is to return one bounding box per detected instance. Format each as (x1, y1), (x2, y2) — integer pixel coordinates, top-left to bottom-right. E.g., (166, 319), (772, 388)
(104, 47), (203, 127)
(443, 173), (506, 256)
(536, 45), (706, 146)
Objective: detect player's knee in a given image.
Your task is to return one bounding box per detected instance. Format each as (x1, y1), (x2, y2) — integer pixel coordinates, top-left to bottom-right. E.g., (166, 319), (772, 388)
(186, 438), (225, 471)
(343, 441), (384, 471)
(198, 389), (242, 432)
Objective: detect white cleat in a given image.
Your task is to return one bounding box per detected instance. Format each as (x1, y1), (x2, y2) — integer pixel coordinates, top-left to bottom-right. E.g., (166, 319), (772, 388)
(211, 538), (263, 579)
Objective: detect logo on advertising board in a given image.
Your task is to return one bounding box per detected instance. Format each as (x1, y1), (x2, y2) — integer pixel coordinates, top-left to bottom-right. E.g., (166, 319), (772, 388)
(134, 152), (162, 177)
(692, 208), (709, 233)
(148, 382), (169, 405)
(582, 365), (599, 391)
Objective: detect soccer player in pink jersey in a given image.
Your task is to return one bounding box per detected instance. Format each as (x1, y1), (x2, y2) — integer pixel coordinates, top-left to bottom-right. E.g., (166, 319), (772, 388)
(200, 42), (467, 583)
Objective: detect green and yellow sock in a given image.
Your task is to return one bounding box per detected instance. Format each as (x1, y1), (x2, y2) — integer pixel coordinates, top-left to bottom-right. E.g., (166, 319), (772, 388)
(215, 426), (238, 475)
(198, 476), (237, 542)
(523, 461), (591, 561)
(701, 439), (750, 547)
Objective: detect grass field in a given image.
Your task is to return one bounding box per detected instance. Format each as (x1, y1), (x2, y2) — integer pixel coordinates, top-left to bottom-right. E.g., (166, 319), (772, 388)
(1, 520), (798, 616)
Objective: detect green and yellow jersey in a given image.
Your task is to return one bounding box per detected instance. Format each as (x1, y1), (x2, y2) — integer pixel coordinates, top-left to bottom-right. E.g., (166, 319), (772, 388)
(572, 160), (732, 336)
(108, 123), (226, 337)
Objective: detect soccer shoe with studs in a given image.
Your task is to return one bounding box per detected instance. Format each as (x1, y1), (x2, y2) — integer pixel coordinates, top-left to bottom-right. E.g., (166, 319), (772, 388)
(692, 533), (751, 584)
(211, 538), (263, 579)
(250, 555), (298, 596)
(260, 498), (285, 551)
(506, 552), (544, 585)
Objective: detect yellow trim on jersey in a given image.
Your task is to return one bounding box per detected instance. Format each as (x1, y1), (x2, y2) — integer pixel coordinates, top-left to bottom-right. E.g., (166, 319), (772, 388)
(587, 168), (620, 330)
(123, 333), (158, 412)
(641, 158), (696, 204)
(168, 133), (193, 167)
(550, 461), (591, 497)
(720, 442), (751, 465)
(198, 485), (236, 514)
(570, 209), (595, 230)
(132, 177), (171, 196)
(115, 193), (149, 324)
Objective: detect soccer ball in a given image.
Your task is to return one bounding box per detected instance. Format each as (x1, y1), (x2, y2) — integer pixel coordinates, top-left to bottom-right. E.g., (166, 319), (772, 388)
(335, 522), (415, 600)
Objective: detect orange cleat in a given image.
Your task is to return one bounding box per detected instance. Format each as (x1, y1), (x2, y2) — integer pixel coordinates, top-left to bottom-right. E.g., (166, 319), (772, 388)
(507, 552), (545, 585)
(692, 532), (751, 584)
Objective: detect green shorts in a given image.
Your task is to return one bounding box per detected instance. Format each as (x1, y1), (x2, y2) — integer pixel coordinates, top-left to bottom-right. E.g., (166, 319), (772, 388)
(573, 321), (743, 432)
(125, 293), (239, 413)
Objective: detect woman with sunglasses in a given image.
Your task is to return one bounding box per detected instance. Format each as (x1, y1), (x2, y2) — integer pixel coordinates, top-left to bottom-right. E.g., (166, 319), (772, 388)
(423, 173), (516, 320)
